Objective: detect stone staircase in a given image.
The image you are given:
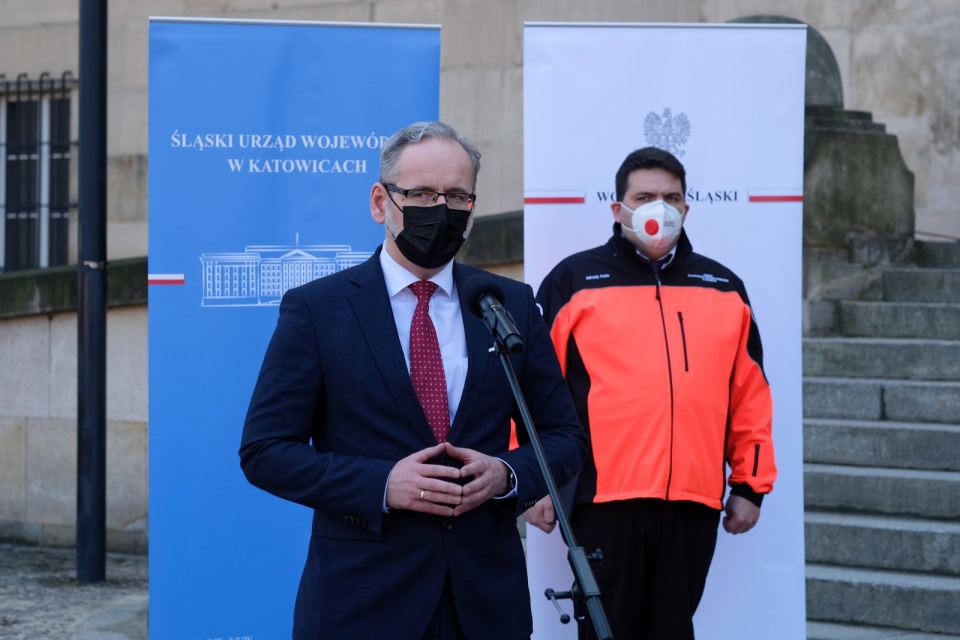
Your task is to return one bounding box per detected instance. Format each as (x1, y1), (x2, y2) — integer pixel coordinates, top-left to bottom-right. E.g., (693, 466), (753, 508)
(803, 240), (960, 639)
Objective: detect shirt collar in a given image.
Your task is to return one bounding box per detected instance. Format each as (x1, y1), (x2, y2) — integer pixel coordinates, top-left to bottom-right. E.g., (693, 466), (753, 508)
(379, 245), (455, 298)
(636, 247), (676, 268)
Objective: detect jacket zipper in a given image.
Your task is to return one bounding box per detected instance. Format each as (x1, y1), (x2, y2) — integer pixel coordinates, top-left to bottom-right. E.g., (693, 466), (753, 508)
(752, 443), (760, 477)
(656, 276), (675, 500)
(677, 311), (689, 372)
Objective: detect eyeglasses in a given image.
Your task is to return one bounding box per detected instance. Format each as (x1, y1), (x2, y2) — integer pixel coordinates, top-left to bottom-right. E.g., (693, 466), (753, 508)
(384, 184), (476, 211)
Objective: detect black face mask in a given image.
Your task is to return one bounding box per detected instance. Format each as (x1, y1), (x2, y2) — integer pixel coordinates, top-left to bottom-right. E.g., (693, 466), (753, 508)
(394, 203), (471, 270)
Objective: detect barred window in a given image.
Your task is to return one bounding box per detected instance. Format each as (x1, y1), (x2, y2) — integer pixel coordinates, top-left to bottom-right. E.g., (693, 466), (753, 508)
(0, 72), (77, 272)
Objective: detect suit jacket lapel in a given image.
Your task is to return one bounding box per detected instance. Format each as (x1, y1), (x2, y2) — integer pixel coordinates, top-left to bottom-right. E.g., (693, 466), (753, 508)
(348, 250), (437, 446)
(450, 263), (494, 439)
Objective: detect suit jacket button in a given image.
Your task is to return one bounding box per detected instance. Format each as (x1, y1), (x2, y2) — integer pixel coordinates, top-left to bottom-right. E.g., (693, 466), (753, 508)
(442, 520), (454, 531)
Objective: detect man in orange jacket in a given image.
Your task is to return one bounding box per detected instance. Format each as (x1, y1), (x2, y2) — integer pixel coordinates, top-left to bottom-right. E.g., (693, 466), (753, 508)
(527, 146), (777, 640)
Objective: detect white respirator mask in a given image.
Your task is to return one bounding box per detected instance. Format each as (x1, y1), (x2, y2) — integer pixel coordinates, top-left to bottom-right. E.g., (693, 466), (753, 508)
(619, 199), (685, 250)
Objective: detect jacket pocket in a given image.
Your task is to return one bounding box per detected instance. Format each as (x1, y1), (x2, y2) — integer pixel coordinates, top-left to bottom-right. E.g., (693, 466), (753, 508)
(677, 311), (689, 372)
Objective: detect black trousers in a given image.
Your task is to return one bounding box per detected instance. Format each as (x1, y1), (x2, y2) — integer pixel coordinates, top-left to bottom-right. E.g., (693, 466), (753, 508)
(422, 572), (467, 640)
(572, 499), (720, 640)
(420, 573), (531, 640)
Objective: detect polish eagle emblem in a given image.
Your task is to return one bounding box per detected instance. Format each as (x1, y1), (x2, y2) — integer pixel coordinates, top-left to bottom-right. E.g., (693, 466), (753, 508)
(644, 108), (691, 157)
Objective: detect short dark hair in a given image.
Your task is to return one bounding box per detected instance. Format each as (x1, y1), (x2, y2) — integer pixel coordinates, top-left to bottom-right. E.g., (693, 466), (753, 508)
(615, 147), (687, 201)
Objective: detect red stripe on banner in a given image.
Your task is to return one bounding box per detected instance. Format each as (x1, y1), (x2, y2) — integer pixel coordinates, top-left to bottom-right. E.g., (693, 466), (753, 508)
(148, 278), (186, 285)
(749, 195), (804, 203)
(524, 196), (586, 205)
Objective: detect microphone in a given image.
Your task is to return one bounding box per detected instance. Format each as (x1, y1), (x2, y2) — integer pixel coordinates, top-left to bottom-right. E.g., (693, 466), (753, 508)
(461, 274), (524, 353)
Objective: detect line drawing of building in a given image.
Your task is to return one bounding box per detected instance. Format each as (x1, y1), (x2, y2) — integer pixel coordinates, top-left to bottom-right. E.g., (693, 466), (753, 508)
(199, 235), (373, 307)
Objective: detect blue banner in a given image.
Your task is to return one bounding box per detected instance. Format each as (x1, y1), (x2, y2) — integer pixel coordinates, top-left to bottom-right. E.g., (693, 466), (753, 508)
(147, 18), (439, 639)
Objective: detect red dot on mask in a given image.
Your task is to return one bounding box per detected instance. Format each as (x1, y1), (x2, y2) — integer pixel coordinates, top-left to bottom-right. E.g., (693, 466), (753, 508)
(644, 219), (660, 235)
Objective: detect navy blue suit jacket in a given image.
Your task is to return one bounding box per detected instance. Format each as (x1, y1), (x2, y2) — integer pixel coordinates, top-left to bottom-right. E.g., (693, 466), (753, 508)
(240, 250), (586, 639)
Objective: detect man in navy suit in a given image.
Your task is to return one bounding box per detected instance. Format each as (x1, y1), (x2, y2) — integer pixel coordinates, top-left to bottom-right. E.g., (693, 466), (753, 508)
(240, 121), (586, 640)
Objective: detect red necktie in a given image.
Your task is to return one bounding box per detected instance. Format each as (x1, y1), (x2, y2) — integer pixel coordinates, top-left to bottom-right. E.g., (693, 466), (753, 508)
(409, 280), (450, 443)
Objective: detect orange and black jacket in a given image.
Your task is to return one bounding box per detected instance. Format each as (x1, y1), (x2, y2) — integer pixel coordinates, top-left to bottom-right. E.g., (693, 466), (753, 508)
(536, 225), (776, 510)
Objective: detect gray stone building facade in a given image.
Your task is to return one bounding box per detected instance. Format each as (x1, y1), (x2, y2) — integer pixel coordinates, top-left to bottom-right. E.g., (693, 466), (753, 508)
(1, 0), (957, 554)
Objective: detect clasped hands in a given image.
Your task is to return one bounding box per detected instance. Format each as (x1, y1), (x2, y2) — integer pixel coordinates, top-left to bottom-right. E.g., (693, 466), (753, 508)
(386, 442), (510, 517)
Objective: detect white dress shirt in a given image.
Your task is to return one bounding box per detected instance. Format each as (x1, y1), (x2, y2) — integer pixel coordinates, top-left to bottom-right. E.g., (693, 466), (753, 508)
(378, 247), (517, 506)
(380, 247), (468, 425)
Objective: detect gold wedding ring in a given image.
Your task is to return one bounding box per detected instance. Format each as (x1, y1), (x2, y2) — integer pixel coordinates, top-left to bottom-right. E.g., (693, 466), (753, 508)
(419, 489), (425, 500)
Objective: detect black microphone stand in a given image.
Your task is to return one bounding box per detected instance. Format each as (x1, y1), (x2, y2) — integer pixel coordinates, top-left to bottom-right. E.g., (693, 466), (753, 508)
(485, 318), (614, 640)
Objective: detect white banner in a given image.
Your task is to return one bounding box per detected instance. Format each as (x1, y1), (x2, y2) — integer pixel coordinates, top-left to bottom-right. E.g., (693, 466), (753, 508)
(523, 22), (807, 640)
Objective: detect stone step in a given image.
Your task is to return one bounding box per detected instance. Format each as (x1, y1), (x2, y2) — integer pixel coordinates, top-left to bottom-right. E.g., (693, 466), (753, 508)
(806, 107), (887, 133)
(804, 376), (960, 423)
(804, 463), (960, 519)
(916, 241), (960, 269)
(804, 418), (960, 471)
(807, 620), (960, 640)
(848, 236), (915, 268)
(806, 563), (960, 635)
(803, 337), (960, 381)
(882, 268), (960, 303)
(839, 300), (960, 339)
(804, 250), (881, 301)
(805, 511), (960, 576)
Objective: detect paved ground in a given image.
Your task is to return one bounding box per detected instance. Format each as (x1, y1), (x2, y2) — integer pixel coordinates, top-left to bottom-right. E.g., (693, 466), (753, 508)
(0, 543), (147, 639)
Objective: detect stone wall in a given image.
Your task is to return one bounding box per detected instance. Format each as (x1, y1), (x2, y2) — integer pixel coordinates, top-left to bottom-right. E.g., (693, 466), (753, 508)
(1, 0), (956, 550)
(702, 0), (960, 241)
(2, 0), (954, 257)
(0, 263), (148, 552)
